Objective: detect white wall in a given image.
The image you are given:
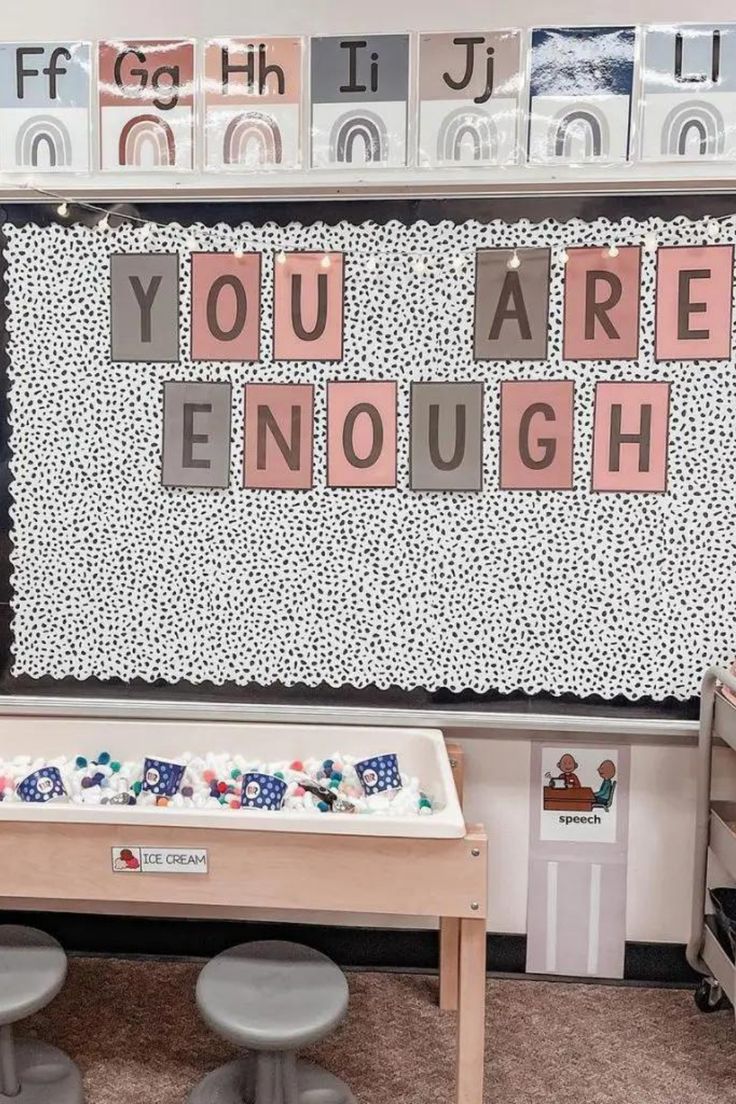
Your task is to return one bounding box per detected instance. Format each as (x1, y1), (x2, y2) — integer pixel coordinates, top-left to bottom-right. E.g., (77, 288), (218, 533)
(4, 0), (735, 37)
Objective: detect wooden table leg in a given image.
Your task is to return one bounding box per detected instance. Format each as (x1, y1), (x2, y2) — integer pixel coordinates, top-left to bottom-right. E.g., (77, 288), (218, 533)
(456, 916), (486, 1104)
(439, 916), (461, 1010)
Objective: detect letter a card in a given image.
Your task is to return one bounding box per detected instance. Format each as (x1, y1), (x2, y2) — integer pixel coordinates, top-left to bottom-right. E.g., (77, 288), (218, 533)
(417, 31), (522, 168)
(98, 40), (195, 171)
(310, 35), (409, 168)
(0, 43), (91, 172)
(204, 37), (303, 171)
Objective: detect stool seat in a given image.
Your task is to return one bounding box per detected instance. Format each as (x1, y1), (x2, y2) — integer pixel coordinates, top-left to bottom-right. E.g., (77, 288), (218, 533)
(196, 941), (349, 1052)
(0, 926), (67, 1025)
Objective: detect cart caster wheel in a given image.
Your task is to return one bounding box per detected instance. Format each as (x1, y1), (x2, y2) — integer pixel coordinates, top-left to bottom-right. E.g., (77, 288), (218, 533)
(694, 978), (725, 1013)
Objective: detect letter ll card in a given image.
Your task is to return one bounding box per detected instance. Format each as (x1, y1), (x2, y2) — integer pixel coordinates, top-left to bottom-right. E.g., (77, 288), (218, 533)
(418, 31), (522, 168)
(639, 24), (736, 162)
(98, 40), (195, 171)
(0, 43), (91, 172)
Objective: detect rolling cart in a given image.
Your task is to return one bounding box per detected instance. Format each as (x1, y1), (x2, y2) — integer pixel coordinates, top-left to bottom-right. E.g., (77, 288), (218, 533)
(687, 665), (736, 1015)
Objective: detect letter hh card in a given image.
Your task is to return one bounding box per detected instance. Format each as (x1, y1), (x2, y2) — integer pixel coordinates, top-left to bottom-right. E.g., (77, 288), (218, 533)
(0, 43), (91, 172)
(310, 34), (409, 169)
(639, 24), (736, 163)
(98, 40), (195, 171)
(417, 31), (522, 168)
(527, 26), (636, 165)
(204, 37), (303, 171)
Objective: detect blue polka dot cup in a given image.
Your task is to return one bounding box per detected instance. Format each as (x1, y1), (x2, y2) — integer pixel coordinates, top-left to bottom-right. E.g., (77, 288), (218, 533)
(241, 772), (287, 811)
(142, 756), (186, 797)
(355, 753), (402, 795)
(16, 766), (66, 803)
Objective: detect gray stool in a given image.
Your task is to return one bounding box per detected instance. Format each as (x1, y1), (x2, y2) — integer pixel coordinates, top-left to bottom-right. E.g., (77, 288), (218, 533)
(0, 925), (83, 1103)
(189, 940), (355, 1104)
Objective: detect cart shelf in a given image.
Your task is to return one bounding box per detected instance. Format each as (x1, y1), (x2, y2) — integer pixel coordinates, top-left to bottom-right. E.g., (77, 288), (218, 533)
(713, 691), (736, 754)
(709, 802), (736, 883)
(702, 916), (736, 1008)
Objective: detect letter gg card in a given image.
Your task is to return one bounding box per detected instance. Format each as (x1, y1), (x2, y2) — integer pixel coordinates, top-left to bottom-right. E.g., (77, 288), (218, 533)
(418, 31), (522, 168)
(98, 40), (194, 171)
(0, 43), (91, 172)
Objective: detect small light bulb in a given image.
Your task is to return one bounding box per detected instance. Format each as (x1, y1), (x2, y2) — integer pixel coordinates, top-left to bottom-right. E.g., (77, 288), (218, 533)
(233, 246), (244, 259)
(141, 223), (153, 239)
(98, 213), (110, 231)
(607, 243), (619, 258)
(412, 256), (427, 275)
(186, 236), (198, 251)
(452, 254), (466, 272)
(707, 219), (720, 240)
(559, 248), (569, 265)
(276, 250), (287, 265)
(57, 201), (69, 218)
(320, 253), (331, 269)
(507, 250), (521, 270)
(366, 256), (378, 273)
(644, 233), (658, 254)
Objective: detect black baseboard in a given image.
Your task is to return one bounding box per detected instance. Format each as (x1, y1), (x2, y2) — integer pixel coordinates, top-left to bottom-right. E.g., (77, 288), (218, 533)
(0, 910), (699, 985)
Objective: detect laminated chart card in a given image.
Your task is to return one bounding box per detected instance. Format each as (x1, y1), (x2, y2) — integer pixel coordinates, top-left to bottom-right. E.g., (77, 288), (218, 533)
(639, 24), (736, 162)
(204, 37), (303, 171)
(417, 32), (522, 168)
(0, 42), (91, 172)
(98, 40), (195, 171)
(310, 35), (410, 168)
(527, 26), (636, 164)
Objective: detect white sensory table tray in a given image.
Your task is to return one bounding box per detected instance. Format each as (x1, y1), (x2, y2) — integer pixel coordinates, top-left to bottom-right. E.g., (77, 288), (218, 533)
(0, 706), (486, 1104)
(0, 717), (464, 838)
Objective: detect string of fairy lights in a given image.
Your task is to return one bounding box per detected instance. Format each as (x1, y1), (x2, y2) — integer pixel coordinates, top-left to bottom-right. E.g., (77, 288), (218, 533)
(17, 183), (735, 274)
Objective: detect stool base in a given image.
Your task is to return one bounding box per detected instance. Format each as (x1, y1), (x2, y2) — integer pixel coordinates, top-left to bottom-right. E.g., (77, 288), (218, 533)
(188, 1056), (355, 1104)
(1, 1041), (83, 1103)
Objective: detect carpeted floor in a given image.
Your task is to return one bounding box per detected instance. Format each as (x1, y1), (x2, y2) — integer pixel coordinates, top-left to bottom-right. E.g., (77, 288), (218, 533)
(21, 958), (736, 1103)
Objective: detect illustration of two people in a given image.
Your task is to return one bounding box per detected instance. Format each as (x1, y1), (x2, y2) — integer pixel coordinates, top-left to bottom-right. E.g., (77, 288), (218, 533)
(546, 753), (617, 809)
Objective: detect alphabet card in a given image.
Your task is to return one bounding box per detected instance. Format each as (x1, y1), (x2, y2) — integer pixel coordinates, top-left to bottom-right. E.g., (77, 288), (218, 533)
(417, 31), (522, 168)
(204, 37), (303, 171)
(639, 24), (736, 162)
(98, 39), (195, 171)
(310, 34), (410, 168)
(527, 26), (636, 164)
(0, 42), (91, 172)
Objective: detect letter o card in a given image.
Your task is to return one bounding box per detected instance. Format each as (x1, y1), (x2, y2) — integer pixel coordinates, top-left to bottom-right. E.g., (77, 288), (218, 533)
(191, 252), (261, 361)
(0, 42), (91, 172)
(98, 40), (194, 171)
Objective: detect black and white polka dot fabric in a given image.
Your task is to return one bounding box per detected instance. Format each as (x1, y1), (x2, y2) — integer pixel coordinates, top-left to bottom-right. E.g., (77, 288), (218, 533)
(5, 216), (736, 700)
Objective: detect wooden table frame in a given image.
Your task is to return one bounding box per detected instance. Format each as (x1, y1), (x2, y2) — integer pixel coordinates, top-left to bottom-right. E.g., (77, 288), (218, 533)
(0, 744), (487, 1104)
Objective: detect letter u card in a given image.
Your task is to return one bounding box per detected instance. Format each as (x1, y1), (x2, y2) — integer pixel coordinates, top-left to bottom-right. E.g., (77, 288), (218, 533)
(204, 37), (303, 171)
(639, 24), (736, 162)
(417, 31), (522, 168)
(98, 39), (195, 171)
(0, 42), (91, 172)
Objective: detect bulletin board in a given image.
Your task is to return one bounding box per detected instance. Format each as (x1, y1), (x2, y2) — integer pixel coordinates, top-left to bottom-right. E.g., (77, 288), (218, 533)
(1, 194), (733, 718)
